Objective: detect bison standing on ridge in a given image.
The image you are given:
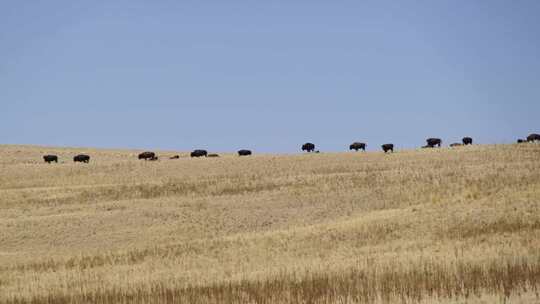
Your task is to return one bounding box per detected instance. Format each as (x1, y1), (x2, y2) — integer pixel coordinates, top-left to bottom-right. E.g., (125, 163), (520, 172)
(382, 144), (394, 153)
(302, 143), (315, 153)
(73, 154), (90, 163)
(527, 133), (540, 142)
(238, 149), (252, 156)
(43, 155), (58, 163)
(349, 142), (366, 151)
(138, 151), (156, 160)
(191, 150), (208, 157)
(462, 137), (473, 145)
(426, 138), (442, 148)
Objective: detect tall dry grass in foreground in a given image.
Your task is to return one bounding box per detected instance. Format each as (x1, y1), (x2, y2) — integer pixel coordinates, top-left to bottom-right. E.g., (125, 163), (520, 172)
(1, 144), (539, 303)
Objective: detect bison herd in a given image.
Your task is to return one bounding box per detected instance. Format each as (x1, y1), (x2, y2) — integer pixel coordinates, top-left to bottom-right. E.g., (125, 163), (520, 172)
(41, 133), (540, 163)
(44, 154), (89, 163)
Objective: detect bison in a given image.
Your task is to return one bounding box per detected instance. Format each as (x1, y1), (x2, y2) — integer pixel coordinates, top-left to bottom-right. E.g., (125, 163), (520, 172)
(43, 155), (58, 163)
(191, 150), (208, 157)
(450, 143), (462, 147)
(302, 143), (315, 153)
(207, 154), (219, 157)
(349, 142), (366, 151)
(238, 149), (252, 156)
(382, 144), (394, 153)
(73, 154), (90, 163)
(527, 133), (540, 142)
(426, 138), (442, 148)
(138, 151), (156, 160)
(462, 137), (473, 145)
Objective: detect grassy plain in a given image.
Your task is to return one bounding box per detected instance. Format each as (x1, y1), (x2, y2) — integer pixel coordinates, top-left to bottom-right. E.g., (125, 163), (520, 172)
(0, 143), (539, 303)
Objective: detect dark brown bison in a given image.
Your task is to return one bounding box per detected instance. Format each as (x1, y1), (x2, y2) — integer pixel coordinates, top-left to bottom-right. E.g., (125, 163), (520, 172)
(426, 138), (442, 147)
(43, 155), (58, 163)
(462, 137), (473, 145)
(527, 133), (540, 142)
(170, 155), (180, 159)
(450, 143), (462, 147)
(191, 150), (208, 157)
(302, 143), (315, 152)
(138, 151), (156, 160)
(349, 142), (366, 151)
(238, 149), (252, 156)
(382, 144), (394, 153)
(517, 139), (527, 143)
(207, 153), (219, 157)
(73, 154), (90, 163)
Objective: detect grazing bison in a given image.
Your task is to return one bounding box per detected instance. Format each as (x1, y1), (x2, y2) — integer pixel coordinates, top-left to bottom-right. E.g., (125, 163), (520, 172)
(381, 144), (394, 153)
(517, 139), (527, 143)
(191, 150), (208, 157)
(302, 143), (315, 153)
(462, 137), (473, 145)
(73, 154), (90, 163)
(170, 155), (180, 159)
(207, 153), (219, 157)
(349, 142), (366, 151)
(138, 151), (156, 160)
(238, 149), (252, 156)
(527, 133), (540, 142)
(450, 143), (462, 147)
(43, 155), (58, 163)
(426, 138), (442, 147)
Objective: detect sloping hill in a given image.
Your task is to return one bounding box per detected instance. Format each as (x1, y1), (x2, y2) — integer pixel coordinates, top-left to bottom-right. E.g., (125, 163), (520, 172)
(1, 144), (539, 303)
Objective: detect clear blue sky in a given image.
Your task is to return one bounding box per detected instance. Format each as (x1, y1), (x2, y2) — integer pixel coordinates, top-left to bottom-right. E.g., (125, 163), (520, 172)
(1, 1), (539, 153)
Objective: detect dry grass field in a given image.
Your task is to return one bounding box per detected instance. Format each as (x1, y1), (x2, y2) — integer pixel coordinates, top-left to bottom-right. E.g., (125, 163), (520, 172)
(1, 143), (539, 303)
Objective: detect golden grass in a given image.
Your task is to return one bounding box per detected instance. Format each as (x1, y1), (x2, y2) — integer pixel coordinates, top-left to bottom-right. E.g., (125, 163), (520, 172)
(1, 143), (539, 303)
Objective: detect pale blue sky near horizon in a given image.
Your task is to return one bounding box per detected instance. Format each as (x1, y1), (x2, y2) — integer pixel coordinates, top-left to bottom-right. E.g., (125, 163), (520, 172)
(1, 1), (539, 153)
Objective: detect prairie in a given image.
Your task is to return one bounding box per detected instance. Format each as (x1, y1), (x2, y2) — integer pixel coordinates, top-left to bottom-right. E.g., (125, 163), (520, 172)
(0, 143), (539, 303)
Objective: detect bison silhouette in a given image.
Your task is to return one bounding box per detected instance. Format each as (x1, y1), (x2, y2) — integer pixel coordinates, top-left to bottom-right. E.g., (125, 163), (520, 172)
(73, 154), (90, 163)
(191, 150), (208, 157)
(43, 155), (58, 163)
(349, 142), (366, 151)
(462, 137), (473, 145)
(426, 138), (442, 148)
(382, 144), (394, 153)
(527, 133), (540, 142)
(302, 143), (315, 153)
(238, 149), (252, 156)
(138, 151), (156, 160)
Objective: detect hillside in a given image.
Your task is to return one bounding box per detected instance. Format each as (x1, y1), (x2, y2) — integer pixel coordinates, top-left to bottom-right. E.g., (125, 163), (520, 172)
(1, 144), (539, 303)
